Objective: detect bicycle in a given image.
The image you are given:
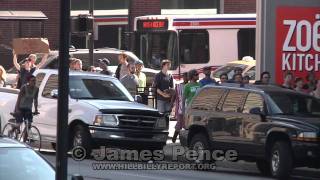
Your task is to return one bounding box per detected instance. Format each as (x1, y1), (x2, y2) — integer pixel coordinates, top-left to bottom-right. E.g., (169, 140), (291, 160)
(2, 112), (41, 151)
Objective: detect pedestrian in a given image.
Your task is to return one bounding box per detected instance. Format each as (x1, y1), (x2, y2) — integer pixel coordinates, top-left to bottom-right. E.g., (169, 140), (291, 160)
(14, 75), (39, 129)
(98, 58), (112, 75)
(69, 58), (76, 70)
(88, 66), (96, 72)
(233, 74), (243, 84)
(243, 75), (250, 84)
(153, 59), (174, 114)
(281, 71), (293, 89)
(13, 50), (48, 89)
(294, 77), (305, 92)
(135, 60), (146, 91)
(115, 52), (129, 80)
(73, 59), (82, 71)
(255, 71), (271, 85)
(294, 77), (305, 93)
(184, 69), (201, 106)
(303, 71), (317, 93)
(199, 66), (216, 87)
(310, 80), (320, 99)
(120, 63), (139, 96)
(0, 65), (6, 87)
(172, 72), (188, 143)
(219, 73), (228, 84)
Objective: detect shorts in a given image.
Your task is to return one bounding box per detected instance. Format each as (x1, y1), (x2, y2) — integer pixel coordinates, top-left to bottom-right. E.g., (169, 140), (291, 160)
(16, 108), (33, 124)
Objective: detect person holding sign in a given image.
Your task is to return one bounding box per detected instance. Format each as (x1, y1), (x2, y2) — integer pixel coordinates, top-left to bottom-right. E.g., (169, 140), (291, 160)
(13, 50), (48, 89)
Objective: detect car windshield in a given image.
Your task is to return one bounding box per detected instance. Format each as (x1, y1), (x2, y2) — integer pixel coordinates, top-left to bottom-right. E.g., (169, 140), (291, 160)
(268, 92), (320, 117)
(69, 76), (131, 101)
(212, 63), (248, 79)
(0, 147), (54, 180)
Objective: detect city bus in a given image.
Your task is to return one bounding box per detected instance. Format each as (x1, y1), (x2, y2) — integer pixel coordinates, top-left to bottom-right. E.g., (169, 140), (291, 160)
(133, 14), (256, 80)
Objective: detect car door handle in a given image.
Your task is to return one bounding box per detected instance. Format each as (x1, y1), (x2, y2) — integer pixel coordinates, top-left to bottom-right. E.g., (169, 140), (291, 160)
(68, 109), (72, 113)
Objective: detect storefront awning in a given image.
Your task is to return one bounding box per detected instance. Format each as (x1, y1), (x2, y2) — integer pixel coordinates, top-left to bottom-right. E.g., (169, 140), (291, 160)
(0, 11), (47, 21)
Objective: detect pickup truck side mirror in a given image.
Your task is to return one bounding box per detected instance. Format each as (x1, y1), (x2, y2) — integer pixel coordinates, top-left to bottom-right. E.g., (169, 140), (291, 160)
(134, 95), (142, 103)
(50, 89), (58, 98)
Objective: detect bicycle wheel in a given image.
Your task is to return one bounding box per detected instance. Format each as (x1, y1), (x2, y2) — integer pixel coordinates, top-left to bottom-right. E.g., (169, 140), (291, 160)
(27, 126), (42, 151)
(2, 122), (18, 139)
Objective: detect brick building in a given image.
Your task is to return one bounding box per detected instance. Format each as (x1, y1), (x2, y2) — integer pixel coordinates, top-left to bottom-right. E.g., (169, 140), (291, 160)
(0, 0), (255, 69)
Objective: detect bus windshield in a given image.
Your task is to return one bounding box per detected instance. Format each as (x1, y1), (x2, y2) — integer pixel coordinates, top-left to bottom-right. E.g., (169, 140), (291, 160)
(135, 32), (178, 70)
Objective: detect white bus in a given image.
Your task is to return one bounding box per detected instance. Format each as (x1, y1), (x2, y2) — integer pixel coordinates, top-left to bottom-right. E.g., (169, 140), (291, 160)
(133, 14), (256, 80)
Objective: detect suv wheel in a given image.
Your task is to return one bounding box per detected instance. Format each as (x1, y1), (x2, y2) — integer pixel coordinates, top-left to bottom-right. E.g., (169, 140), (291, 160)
(256, 160), (271, 176)
(71, 125), (92, 158)
(189, 133), (211, 164)
(269, 141), (292, 179)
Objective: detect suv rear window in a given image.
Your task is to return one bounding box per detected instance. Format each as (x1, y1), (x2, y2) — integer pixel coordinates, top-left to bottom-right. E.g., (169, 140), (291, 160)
(222, 90), (247, 112)
(191, 88), (225, 110)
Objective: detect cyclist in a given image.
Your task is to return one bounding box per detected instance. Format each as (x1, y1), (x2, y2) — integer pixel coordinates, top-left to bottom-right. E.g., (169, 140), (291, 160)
(14, 75), (39, 133)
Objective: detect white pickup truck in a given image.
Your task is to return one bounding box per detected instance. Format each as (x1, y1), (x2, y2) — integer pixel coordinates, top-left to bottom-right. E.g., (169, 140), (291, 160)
(0, 69), (168, 152)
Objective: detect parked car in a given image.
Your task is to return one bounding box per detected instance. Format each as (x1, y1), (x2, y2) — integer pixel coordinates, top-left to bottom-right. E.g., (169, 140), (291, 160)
(0, 69), (168, 153)
(0, 135), (55, 180)
(212, 57), (256, 82)
(5, 48), (158, 87)
(180, 84), (320, 179)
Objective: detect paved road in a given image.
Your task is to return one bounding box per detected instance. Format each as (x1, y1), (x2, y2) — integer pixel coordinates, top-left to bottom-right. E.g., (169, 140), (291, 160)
(41, 141), (320, 180)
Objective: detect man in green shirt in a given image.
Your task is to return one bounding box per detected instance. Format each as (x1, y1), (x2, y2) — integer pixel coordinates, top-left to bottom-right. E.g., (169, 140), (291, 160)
(184, 69), (201, 106)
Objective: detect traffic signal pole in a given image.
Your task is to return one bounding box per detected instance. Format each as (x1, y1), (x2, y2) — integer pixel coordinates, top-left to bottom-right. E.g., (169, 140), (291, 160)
(56, 0), (70, 179)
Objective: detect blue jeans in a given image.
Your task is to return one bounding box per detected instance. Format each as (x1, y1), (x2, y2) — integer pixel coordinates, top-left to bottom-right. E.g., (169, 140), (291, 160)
(157, 100), (172, 114)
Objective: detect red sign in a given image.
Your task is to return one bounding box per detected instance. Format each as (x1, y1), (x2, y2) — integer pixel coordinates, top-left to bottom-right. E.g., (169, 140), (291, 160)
(275, 7), (320, 83)
(143, 21), (165, 29)
(137, 20), (168, 31)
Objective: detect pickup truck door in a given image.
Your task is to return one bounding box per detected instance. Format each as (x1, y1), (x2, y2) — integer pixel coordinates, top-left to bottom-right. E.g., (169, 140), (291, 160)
(33, 74), (59, 142)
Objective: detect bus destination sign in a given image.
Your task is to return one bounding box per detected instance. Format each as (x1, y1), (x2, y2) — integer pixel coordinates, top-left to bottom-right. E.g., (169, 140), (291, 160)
(137, 20), (168, 31)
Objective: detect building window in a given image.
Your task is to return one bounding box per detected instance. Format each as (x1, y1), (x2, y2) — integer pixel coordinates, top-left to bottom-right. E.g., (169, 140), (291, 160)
(238, 29), (255, 59)
(180, 30), (209, 64)
(161, 0), (218, 9)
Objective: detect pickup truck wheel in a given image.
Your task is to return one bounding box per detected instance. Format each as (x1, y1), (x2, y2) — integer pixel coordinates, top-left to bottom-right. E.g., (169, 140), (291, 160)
(189, 133), (211, 164)
(71, 125), (92, 158)
(269, 141), (292, 179)
(256, 160), (271, 176)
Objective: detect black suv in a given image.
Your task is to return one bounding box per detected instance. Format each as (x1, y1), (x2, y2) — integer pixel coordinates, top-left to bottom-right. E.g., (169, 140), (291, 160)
(180, 84), (320, 179)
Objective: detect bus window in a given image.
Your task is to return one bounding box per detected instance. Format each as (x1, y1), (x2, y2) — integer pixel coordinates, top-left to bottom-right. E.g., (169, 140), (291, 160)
(179, 30), (209, 64)
(238, 29), (255, 59)
(135, 32), (177, 70)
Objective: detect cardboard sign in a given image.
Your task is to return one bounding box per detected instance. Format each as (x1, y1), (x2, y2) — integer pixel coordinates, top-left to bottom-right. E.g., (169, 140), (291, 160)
(275, 7), (320, 83)
(12, 38), (50, 54)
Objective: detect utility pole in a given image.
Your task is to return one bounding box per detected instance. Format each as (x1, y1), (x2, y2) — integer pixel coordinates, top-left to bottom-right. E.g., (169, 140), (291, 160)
(89, 0), (94, 65)
(56, 0), (70, 179)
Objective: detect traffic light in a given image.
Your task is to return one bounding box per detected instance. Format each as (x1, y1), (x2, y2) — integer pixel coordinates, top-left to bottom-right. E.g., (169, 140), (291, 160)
(70, 14), (93, 33)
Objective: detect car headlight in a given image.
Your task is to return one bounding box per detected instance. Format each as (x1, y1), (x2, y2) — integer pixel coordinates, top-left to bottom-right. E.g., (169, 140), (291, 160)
(296, 132), (319, 142)
(94, 115), (119, 127)
(155, 117), (167, 129)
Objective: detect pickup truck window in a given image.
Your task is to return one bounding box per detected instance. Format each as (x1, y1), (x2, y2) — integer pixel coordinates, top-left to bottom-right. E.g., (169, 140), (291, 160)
(269, 93), (320, 117)
(69, 76), (129, 101)
(42, 74), (58, 98)
(36, 73), (46, 87)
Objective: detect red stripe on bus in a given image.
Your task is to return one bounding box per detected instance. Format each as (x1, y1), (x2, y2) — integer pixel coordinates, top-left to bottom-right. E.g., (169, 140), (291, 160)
(173, 21), (255, 26)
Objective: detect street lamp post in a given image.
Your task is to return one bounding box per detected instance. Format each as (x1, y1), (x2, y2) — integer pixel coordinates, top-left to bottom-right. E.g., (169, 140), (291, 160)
(89, 0), (94, 66)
